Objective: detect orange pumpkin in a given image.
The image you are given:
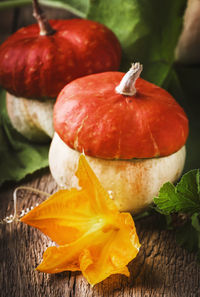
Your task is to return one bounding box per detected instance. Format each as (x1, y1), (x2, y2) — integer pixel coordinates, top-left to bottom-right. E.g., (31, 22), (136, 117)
(50, 63), (189, 213)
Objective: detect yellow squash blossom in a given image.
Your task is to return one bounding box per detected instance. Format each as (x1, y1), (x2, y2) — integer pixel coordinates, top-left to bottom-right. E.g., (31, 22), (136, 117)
(21, 155), (140, 286)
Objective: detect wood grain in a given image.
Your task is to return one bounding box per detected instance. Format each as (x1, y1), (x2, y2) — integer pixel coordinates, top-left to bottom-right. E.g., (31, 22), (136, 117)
(0, 171), (200, 297)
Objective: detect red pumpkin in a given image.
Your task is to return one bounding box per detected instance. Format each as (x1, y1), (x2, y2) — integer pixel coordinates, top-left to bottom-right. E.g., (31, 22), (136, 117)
(54, 65), (188, 159)
(50, 63), (188, 213)
(0, 19), (121, 99)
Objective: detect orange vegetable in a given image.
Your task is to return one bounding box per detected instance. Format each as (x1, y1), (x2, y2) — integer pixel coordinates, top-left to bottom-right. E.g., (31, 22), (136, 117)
(21, 155), (140, 286)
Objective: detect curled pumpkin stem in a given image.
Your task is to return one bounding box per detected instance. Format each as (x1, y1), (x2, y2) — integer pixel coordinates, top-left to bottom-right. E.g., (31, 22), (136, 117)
(115, 62), (143, 96)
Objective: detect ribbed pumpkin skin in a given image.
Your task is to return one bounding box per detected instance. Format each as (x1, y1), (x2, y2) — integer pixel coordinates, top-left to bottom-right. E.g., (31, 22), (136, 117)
(54, 72), (189, 159)
(0, 19), (121, 100)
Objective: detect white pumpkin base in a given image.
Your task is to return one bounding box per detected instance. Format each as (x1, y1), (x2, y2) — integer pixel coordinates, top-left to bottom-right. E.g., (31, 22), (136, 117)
(49, 133), (186, 214)
(6, 92), (55, 142)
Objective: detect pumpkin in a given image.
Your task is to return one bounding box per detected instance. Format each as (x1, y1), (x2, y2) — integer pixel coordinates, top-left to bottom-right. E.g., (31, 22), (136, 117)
(49, 63), (189, 213)
(0, 0), (121, 142)
(6, 92), (54, 142)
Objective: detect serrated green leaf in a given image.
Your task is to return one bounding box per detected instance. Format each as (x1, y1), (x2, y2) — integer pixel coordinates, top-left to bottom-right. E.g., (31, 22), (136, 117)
(0, 89), (49, 186)
(177, 169), (200, 204)
(154, 170), (200, 215)
(154, 183), (178, 214)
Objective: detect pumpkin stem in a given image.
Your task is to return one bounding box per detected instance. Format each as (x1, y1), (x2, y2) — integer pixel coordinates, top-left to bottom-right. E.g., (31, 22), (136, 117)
(115, 62), (143, 96)
(32, 0), (56, 36)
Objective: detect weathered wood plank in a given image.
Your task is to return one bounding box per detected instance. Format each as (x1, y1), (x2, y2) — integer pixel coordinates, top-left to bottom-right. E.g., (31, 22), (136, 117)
(0, 172), (200, 297)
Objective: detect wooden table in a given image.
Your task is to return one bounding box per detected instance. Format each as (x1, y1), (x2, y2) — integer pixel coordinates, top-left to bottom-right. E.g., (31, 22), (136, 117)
(1, 171), (200, 297)
(0, 5), (200, 297)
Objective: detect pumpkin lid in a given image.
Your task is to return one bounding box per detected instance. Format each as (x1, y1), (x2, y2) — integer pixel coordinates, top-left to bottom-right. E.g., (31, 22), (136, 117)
(0, 0), (121, 100)
(53, 63), (189, 159)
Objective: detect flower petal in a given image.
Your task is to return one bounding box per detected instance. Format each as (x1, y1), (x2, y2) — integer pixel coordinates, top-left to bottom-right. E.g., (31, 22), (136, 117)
(36, 212), (140, 286)
(36, 245), (81, 273)
(21, 188), (96, 245)
(21, 155), (117, 245)
(76, 154), (118, 214)
(21, 155), (140, 286)
(80, 212), (140, 285)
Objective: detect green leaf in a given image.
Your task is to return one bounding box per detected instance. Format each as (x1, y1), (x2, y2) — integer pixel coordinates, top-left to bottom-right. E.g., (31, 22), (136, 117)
(87, 0), (187, 86)
(40, 0), (89, 17)
(0, 0), (89, 18)
(154, 183), (179, 214)
(0, 89), (49, 186)
(154, 169), (200, 215)
(177, 170), (200, 203)
(0, 0), (31, 10)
